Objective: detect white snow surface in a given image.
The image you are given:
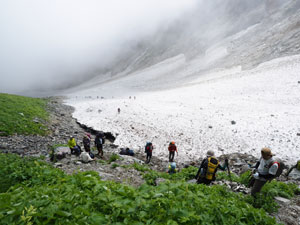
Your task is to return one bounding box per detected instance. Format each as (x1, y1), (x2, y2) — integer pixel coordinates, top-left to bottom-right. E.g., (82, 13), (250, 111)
(65, 54), (300, 165)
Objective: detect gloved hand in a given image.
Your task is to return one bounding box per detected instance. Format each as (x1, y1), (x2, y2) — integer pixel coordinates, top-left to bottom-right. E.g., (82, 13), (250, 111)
(253, 172), (260, 179)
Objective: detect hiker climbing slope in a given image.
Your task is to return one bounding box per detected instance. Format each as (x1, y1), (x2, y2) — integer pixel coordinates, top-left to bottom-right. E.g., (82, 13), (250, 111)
(195, 150), (228, 185)
(250, 148), (282, 196)
(168, 141), (178, 162)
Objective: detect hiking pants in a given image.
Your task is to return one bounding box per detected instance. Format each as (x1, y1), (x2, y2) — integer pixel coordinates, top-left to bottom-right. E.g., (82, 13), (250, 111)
(146, 152), (152, 163)
(96, 144), (103, 157)
(197, 177), (212, 185)
(169, 151), (175, 162)
(84, 144), (90, 153)
(251, 179), (267, 196)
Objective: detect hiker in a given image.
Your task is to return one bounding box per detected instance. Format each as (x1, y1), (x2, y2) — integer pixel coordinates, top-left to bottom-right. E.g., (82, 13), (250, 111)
(119, 147), (134, 156)
(80, 151), (94, 163)
(168, 141), (178, 162)
(167, 162), (178, 174)
(83, 133), (91, 153)
(95, 132), (105, 157)
(285, 160), (300, 177)
(195, 150), (228, 185)
(250, 148), (279, 196)
(145, 142), (153, 163)
(68, 136), (81, 156)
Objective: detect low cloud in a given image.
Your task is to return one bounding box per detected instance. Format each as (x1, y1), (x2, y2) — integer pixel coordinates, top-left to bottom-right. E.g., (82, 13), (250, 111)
(0, 0), (197, 96)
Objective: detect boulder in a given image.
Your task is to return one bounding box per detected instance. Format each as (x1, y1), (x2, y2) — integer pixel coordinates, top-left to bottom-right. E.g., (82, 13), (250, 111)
(52, 146), (70, 160)
(274, 196), (291, 204)
(288, 169), (300, 181)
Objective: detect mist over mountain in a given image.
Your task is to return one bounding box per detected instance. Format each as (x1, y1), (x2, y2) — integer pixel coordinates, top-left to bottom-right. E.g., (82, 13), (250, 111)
(1, 0), (300, 96)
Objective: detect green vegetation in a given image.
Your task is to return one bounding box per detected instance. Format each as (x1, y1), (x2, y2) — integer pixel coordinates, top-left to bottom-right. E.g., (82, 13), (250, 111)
(0, 93), (49, 136)
(108, 153), (121, 164)
(111, 163), (119, 169)
(1, 154), (299, 224)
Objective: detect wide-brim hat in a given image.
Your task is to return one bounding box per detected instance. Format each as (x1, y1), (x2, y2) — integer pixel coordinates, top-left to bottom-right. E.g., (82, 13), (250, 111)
(261, 147), (273, 156)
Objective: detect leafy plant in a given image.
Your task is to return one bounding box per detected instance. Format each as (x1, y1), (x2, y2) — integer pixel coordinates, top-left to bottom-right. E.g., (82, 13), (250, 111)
(1, 154), (296, 224)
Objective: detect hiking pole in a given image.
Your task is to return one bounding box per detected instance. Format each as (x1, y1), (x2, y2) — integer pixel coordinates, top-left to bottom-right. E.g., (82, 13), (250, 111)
(226, 158), (232, 182)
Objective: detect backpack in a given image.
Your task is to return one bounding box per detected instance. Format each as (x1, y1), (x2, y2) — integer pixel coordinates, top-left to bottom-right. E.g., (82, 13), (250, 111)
(145, 142), (152, 153)
(268, 160), (285, 178)
(83, 137), (90, 146)
(128, 149), (134, 156)
(205, 157), (219, 180)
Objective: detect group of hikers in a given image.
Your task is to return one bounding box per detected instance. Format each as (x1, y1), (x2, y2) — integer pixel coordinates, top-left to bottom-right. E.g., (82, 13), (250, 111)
(67, 132), (105, 162)
(145, 142), (300, 196)
(68, 134), (299, 196)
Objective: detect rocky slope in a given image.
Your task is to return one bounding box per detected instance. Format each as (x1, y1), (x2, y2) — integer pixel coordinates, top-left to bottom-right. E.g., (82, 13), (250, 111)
(1, 97), (300, 224)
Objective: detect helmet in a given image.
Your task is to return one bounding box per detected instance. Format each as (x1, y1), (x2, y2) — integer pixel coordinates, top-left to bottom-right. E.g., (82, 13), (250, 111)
(170, 141), (175, 145)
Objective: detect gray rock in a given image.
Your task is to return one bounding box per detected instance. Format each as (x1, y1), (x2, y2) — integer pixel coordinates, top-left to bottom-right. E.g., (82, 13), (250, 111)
(54, 163), (63, 167)
(54, 146), (70, 160)
(98, 172), (115, 181)
(156, 178), (166, 186)
(239, 165), (250, 175)
(274, 196), (291, 204)
(187, 179), (197, 184)
(288, 169), (300, 181)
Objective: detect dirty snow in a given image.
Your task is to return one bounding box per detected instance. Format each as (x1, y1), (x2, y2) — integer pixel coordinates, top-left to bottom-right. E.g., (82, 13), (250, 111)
(65, 54), (300, 165)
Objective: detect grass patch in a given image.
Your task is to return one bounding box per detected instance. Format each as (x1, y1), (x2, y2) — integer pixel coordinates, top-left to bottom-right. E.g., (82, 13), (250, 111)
(0, 93), (49, 136)
(111, 163), (119, 169)
(108, 153), (121, 164)
(0, 153), (281, 224)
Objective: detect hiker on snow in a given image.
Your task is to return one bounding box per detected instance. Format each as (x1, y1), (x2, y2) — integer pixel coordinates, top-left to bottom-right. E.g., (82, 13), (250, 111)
(250, 148), (281, 196)
(168, 141), (178, 162)
(285, 160), (300, 178)
(68, 136), (81, 156)
(145, 142), (153, 163)
(95, 132), (105, 157)
(195, 150), (228, 185)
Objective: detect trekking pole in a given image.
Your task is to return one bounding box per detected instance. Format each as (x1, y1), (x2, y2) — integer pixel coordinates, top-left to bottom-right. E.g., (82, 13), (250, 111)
(226, 158), (232, 182)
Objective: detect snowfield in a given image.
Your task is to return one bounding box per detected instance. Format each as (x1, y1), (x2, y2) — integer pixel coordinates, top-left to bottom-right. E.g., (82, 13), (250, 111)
(65, 54), (300, 165)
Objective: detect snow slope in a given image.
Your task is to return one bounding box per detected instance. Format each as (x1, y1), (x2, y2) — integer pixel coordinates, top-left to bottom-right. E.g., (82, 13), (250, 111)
(66, 54), (300, 165)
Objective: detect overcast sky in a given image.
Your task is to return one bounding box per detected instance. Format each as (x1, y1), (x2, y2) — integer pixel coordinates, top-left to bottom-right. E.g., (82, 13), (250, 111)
(0, 0), (197, 95)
